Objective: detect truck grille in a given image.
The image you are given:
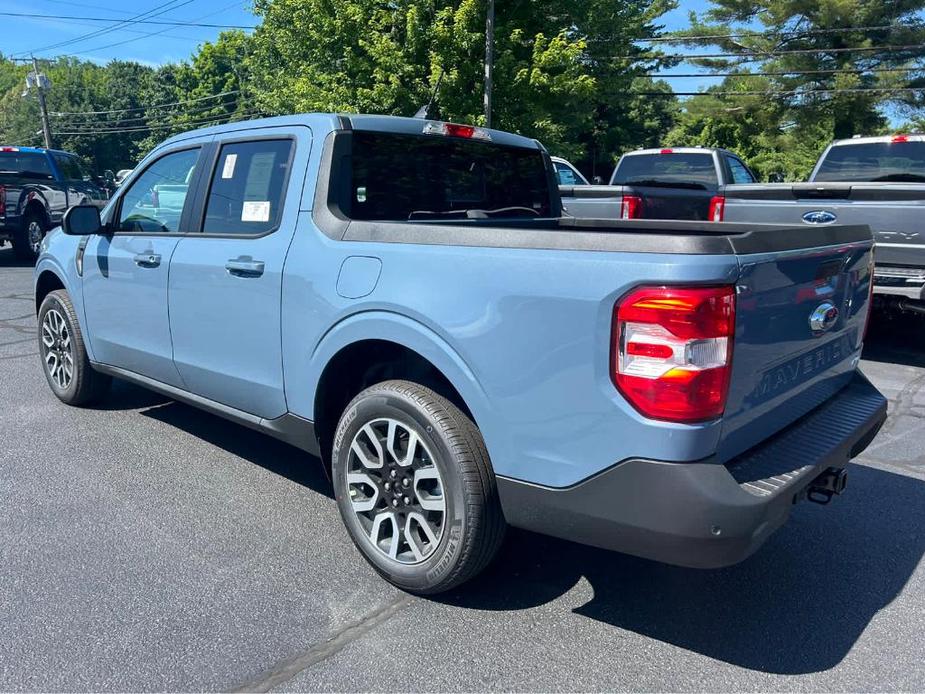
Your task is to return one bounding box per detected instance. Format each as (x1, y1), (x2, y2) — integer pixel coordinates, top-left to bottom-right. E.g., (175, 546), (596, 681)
(875, 266), (925, 283)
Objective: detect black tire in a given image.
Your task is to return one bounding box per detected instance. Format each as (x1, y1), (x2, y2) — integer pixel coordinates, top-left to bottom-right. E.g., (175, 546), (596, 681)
(332, 380), (506, 594)
(38, 289), (111, 406)
(13, 211), (46, 262)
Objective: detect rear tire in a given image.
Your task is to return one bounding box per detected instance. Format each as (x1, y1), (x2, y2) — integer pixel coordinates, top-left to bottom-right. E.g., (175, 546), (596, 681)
(332, 380), (506, 594)
(38, 289), (111, 406)
(13, 211), (46, 262)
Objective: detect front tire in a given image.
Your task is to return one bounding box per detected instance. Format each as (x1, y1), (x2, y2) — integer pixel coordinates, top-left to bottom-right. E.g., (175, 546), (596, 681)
(38, 289), (111, 406)
(332, 380), (505, 594)
(13, 211), (46, 262)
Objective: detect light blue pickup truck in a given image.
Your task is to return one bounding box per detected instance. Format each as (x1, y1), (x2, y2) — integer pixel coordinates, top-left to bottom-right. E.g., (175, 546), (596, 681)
(34, 114), (887, 593)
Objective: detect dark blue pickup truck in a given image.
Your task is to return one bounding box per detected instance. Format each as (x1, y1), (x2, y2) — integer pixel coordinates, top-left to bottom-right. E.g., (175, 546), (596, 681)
(0, 146), (107, 261)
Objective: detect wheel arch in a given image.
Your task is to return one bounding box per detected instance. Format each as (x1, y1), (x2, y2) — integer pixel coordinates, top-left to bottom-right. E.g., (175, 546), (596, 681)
(307, 313), (492, 468)
(21, 195), (51, 227)
(35, 268), (66, 314)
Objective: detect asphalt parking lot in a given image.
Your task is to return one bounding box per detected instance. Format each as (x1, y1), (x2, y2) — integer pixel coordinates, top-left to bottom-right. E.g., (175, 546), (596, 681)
(1, 247), (924, 692)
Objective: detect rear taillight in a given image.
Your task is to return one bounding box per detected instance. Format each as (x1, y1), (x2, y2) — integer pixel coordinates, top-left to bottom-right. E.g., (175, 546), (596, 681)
(708, 195), (725, 222)
(612, 285), (736, 423)
(620, 194), (642, 219)
(0, 185), (5, 217)
(862, 253), (875, 342)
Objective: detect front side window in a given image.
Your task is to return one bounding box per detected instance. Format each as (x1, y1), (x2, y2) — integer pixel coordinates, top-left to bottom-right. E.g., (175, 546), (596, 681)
(203, 139), (293, 235)
(116, 148), (200, 233)
(727, 157), (756, 184)
(555, 161), (585, 186)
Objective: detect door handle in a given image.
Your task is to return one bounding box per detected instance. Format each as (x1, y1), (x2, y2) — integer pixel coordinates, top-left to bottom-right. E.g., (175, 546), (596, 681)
(225, 257), (265, 278)
(133, 252), (161, 268)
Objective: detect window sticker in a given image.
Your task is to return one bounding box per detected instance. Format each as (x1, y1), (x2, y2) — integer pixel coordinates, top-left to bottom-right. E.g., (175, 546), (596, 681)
(221, 153), (237, 179)
(242, 200), (271, 222)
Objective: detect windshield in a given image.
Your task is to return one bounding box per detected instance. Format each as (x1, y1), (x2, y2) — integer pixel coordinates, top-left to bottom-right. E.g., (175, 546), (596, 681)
(814, 141), (925, 182)
(348, 132), (553, 220)
(611, 152), (718, 187)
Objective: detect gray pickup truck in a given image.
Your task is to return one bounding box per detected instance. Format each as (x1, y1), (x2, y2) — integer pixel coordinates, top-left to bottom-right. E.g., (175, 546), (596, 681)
(559, 147), (758, 221)
(721, 135), (925, 314)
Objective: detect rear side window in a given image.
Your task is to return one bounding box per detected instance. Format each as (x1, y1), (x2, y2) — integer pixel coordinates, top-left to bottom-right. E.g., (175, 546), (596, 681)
(554, 161), (586, 186)
(0, 152), (53, 179)
(612, 153), (718, 187)
(726, 156), (756, 184)
(52, 153), (88, 181)
(203, 139), (293, 235)
(814, 142), (925, 182)
(348, 132), (552, 220)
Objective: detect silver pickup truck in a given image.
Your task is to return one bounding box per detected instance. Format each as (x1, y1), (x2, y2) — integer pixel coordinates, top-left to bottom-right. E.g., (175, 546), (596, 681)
(723, 135), (925, 315)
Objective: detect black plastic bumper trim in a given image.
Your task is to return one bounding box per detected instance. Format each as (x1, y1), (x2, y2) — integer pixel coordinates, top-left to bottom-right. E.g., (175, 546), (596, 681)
(496, 371), (886, 569)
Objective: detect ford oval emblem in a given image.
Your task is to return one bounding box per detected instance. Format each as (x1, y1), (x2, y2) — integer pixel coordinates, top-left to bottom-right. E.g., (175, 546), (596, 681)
(809, 302), (839, 334)
(802, 210), (837, 225)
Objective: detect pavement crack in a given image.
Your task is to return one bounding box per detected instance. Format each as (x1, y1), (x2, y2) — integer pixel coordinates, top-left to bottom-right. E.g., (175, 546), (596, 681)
(229, 594), (415, 692)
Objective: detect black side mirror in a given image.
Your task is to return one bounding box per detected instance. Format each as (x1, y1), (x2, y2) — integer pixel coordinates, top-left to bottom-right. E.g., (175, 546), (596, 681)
(62, 205), (103, 236)
(592, 176), (604, 185)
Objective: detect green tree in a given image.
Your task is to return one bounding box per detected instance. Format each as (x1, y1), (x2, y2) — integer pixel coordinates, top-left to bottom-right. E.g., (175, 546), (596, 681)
(247, 0), (679, 173)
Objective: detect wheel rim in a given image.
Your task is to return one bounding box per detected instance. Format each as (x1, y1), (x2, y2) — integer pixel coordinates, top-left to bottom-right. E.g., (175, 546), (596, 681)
(41, 308), (74, 390)
(27, 220), (43, 255)
(345, 418), (446, 564)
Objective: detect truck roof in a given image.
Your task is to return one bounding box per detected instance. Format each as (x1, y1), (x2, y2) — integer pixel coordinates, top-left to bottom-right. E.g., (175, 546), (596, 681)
(831, 134), (925, 146)
(0, 145), (82, 156)
(159, 113), (543, 151)
(621, 147), (726, 157)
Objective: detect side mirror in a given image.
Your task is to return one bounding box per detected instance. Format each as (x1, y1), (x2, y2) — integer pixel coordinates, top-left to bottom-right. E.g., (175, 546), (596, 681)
(768, 172), (785, 183)
(104, 169), (115, 183)
(62, 205), (103, 236)
(592, 176), (604, 185)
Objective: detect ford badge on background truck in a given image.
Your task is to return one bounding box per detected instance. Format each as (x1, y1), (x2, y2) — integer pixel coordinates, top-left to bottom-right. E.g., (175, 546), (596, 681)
(34, 114), (886, 594)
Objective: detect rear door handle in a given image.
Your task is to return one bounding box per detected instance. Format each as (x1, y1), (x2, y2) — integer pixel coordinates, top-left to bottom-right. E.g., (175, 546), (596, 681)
(225, 258), (265, 278)
(133, 252), (161, 268)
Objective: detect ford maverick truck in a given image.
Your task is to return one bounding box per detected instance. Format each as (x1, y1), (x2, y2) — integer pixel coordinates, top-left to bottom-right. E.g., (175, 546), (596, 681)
(34, 114), (886, 593)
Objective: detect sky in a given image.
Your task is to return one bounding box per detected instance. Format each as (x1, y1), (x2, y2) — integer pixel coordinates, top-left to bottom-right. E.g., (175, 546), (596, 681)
(1, 0), (718, 86)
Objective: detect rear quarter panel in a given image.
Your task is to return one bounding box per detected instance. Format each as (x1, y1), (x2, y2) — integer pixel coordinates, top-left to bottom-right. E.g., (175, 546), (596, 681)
(283, 217), (741, 488)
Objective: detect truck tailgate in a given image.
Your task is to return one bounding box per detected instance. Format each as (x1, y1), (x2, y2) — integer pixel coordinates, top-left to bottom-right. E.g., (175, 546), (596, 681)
(723, 183), (925, 269)
(717, 237), (874, 463)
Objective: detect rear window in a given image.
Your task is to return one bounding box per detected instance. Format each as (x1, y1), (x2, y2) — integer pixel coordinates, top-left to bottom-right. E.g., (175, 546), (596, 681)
(814, 142), (925, 182)
(612, 153), (718, 187)
(348, 132), (552, 220)
(0, 152), (54, 180)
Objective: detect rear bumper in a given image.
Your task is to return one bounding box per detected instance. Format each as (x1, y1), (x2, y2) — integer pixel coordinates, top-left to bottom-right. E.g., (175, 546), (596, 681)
(874, 266), (925, 300)
(497, 371), (887, 569)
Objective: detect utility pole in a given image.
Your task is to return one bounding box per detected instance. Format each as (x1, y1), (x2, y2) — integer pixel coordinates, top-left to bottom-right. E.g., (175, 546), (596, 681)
(483, 0), (494, 128)
(30, 56), (53, 149)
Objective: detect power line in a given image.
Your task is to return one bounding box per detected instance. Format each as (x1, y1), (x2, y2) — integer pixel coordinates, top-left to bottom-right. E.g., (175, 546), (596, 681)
(55, 109), (270, 135)
(637, 23), (920, 43)
(653, 66), (925, 78)
(634, 86), (925, 97)
(17, 0), (196, 57)
(0, 11), (256, 29)
(54, 98), (257, 127)
(49, 90), (242, 116)
(609, 44), (925, 61)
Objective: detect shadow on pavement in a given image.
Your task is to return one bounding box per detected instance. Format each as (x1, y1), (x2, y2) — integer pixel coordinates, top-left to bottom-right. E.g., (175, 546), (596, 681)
(0, 248), (33, 269)
(863, 309), (925, 368)
(124, 383), (334, 500)
(443, 463), (925, 675)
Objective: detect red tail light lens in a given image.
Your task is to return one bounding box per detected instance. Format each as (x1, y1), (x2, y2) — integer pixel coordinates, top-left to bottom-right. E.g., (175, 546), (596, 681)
(891, 135), (909, 143)
(423, 121), (492, 141)
(620, 194), (642, 219)
(612, 286), (736, 422)
(708, 195), (725, 222)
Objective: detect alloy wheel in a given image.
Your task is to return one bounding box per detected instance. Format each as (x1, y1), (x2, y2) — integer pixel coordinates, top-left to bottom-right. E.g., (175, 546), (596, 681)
(345, 418), (446, 564)
(41, 308), (74, 390)
(27, 220), (44, 255)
